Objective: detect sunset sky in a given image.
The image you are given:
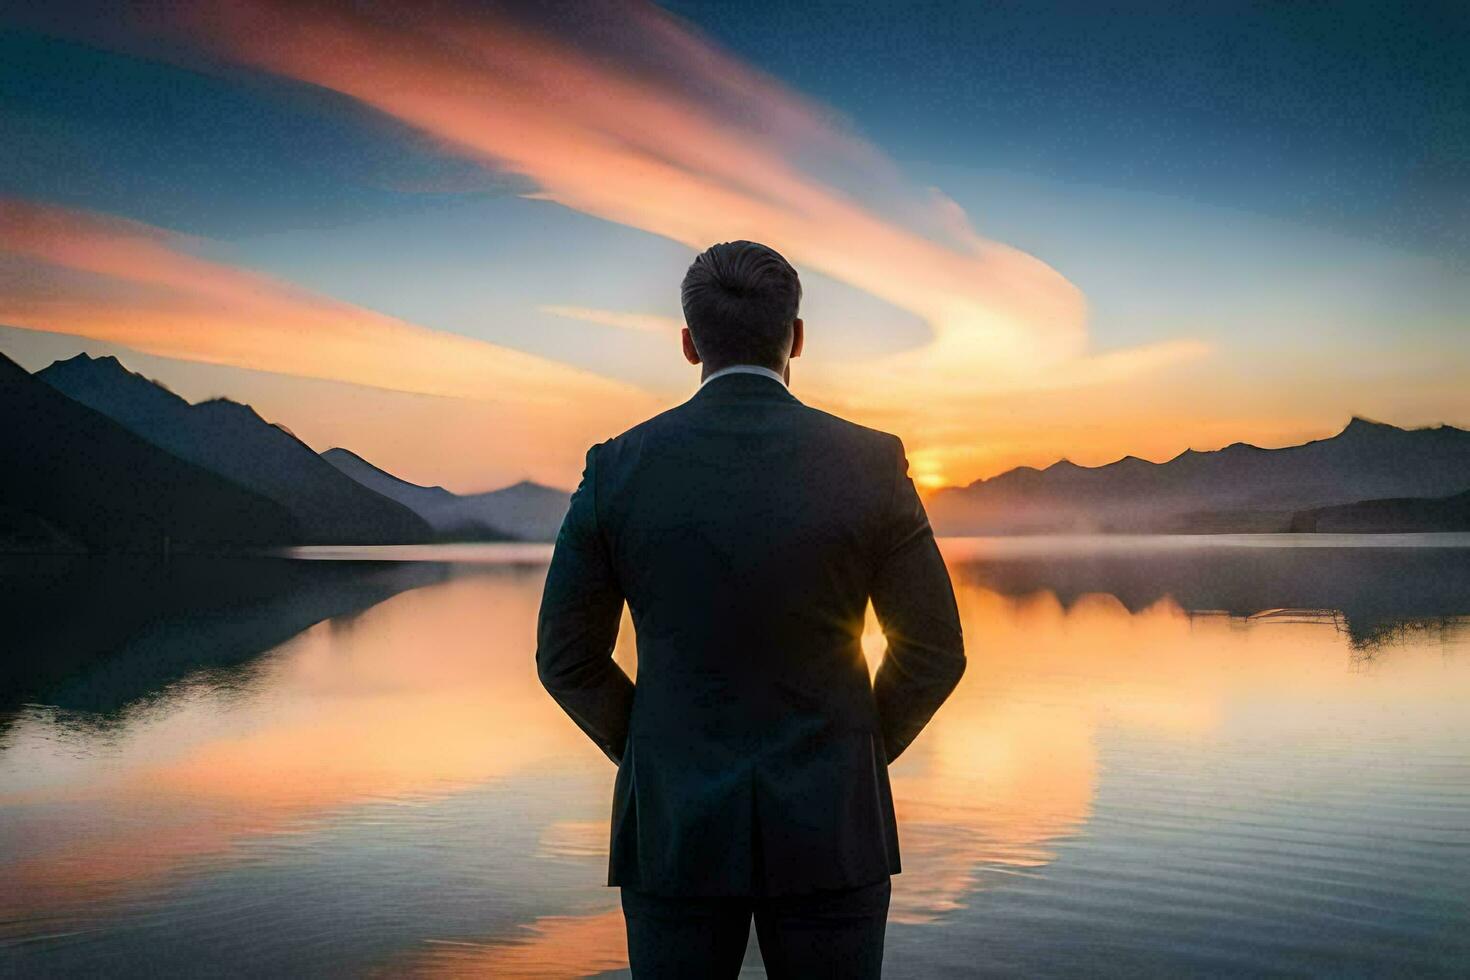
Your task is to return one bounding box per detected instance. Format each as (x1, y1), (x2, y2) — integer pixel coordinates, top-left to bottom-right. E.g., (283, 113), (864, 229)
(2, 1), (1466, 491)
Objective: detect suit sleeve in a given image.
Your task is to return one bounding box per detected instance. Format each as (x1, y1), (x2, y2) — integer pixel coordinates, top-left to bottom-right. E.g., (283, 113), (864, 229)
(870, 435), (966, 764)
(535, 442), (634, 765)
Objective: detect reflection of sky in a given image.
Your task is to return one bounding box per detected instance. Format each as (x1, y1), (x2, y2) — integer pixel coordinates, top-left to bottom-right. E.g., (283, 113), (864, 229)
(1, 549), (1467, 974)
(1, 5), (1467, 490)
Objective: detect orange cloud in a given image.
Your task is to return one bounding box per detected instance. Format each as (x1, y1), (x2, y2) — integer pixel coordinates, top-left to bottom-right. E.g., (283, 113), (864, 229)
(0, 197), (656, 436)
(153, 0), (1201, 395)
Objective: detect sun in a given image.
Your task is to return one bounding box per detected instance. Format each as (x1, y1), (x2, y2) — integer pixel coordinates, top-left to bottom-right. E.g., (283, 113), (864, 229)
(909, 452), (949, 491)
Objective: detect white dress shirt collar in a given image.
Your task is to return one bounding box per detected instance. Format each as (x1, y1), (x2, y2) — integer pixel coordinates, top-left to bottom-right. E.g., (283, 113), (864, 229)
(698, 363), (788, 389)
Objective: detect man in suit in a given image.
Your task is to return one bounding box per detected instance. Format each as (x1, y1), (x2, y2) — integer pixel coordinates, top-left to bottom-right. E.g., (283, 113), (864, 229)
(536, 240), (965, 978)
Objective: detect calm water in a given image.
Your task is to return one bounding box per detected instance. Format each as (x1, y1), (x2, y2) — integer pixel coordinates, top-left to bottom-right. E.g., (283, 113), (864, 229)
(2, 537), (1468, 977)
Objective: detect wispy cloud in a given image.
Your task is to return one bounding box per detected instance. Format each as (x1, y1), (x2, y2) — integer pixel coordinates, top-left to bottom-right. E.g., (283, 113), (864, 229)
(0, 197), (655, 426)
(147, 1), (1201, 386)
(538, 305), (681, 334)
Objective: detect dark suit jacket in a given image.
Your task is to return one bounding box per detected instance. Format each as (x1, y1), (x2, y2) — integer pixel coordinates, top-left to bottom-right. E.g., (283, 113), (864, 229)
(536, 370), (965, 896)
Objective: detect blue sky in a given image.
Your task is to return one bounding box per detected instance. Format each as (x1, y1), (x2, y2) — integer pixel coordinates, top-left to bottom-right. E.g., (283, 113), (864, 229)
(674, 1), (1470, 259)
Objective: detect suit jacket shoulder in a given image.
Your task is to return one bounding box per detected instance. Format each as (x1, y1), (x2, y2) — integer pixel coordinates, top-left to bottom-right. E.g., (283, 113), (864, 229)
(797, 403), (906, 464)
(596, 390), (904, 485)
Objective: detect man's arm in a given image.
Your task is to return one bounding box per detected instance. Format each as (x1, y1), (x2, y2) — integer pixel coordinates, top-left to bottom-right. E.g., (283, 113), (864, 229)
(535, 442), (634, 765)
(870, 434), (966, 764)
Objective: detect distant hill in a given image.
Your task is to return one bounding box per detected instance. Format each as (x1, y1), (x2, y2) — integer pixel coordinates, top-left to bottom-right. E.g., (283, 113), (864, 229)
(38, 354), (433, 545)
(323, 448), (570, 541)
(0, 351), (299, 552)
(457, 479), (572, 542)
(1289, 488), (1470, 533)
(927, 417), (1470, 535)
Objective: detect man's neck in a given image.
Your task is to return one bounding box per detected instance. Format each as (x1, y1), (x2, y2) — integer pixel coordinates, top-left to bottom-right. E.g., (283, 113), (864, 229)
(699, 363), (788, 389)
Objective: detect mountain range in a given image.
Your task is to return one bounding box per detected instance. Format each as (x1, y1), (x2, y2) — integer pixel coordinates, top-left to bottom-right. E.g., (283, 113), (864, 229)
(0, 351), (299, 552)
(3, 348), (1467, 552)
(2, 351), (569, 553)
(1288, 488), (1470, 533)
(39, 354), (432, 545)
(322, 448), (570, 542)
(926, 416), (1470, 535)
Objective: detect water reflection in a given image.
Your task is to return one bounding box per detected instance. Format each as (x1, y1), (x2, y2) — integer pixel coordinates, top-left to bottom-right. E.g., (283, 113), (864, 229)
(1, 539), (1467, 976)
(0, 556), (454, 718)
(944, 537), (1470, 650)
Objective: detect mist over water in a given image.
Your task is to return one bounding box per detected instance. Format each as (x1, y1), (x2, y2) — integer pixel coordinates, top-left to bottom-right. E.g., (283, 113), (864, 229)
(2, 537), (1467, 976)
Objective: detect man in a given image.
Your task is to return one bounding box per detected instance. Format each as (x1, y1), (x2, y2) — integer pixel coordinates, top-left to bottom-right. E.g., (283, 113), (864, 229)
(536, 240), (965, 978)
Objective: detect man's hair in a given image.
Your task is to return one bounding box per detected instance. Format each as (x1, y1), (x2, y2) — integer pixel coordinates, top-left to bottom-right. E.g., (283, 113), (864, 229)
(680, 241), (802, 371)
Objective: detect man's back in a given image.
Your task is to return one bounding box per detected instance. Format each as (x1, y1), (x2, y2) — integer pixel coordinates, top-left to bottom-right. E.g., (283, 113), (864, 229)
(536, 369), (966, 897)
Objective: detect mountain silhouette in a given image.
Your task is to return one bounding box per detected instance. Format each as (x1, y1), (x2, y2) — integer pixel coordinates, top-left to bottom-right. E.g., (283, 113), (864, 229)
(38, 354), (434, 545)
(322, 448), (570, 541)
(1290, 488), (1470, 533)
(15, 348), (1465, 544)
(0, 351), (298, 551)
(928, 417), (1470, 535)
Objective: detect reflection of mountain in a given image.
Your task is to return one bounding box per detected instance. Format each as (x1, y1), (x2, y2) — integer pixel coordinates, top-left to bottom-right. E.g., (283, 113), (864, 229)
(0, 556), (452, 717)
(38, 354), (433, 545)
(323, 447), (570, 541)
(0, 351), (298, 551)
(1290, 488), (1470, 532)
(952, 544), (1470, 648)
(928, 418), (1470, 535)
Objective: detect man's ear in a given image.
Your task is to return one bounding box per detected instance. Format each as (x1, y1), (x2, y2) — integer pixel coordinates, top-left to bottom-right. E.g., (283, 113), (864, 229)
(681, 326), (701, 365)
(789, 318), (804, 359)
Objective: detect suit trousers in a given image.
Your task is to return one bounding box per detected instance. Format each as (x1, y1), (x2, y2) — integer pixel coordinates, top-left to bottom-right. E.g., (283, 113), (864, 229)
(620, 876), (891, 979)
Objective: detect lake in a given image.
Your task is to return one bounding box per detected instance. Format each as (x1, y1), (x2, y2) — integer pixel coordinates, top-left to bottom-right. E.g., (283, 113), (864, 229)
(2, 536), (1468, 977)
